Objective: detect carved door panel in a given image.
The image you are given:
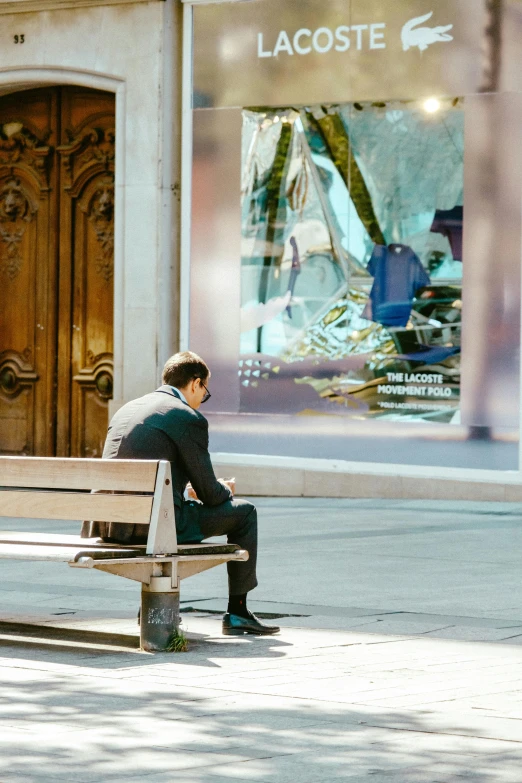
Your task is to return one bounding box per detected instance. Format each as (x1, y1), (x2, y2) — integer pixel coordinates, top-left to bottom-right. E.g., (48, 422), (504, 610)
(57, 88), (115, 457)
(0, 89), (58, 455)
(0, 87), (114, 457)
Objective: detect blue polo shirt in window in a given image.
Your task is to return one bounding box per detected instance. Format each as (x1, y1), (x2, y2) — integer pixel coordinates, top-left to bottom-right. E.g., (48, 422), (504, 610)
(363, 243), (430, 327)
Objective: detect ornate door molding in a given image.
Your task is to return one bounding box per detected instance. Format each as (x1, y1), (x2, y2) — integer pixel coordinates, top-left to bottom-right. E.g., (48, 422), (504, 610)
(56, 90), (115, 457)
(0, 91), (57, 455)
(0, 177), (38, 281)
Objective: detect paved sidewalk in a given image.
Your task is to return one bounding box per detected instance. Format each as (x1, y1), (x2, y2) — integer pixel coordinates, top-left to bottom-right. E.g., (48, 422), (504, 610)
(0, 498), (521, 781)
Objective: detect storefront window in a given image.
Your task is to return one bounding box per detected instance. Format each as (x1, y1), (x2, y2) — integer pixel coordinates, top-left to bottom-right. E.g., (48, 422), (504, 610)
(239, 101), (463, 422)
(187, 0), (522, 471)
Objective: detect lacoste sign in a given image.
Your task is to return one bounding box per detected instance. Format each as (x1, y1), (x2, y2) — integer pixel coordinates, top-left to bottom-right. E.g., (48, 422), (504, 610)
(257, 11), (454, 58)
(192, 0), (480, 109)
(402, 12), (454, 52)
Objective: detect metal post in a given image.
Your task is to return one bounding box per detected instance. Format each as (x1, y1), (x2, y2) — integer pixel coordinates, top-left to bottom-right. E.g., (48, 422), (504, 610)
(140, 576), (180, 652)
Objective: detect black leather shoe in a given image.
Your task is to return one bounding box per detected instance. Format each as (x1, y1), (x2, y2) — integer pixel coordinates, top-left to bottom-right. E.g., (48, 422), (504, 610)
(222, 611), (280, 636)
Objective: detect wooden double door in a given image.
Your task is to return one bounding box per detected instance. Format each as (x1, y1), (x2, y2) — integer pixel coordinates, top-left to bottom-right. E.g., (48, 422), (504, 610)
(0, 86), (114, 457)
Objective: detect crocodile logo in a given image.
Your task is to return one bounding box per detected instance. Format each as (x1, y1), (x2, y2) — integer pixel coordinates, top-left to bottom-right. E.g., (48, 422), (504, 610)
(401, 11), (453, 53)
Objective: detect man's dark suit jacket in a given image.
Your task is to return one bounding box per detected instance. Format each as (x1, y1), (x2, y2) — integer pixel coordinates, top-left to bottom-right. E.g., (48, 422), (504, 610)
(81, 386), (232, 545)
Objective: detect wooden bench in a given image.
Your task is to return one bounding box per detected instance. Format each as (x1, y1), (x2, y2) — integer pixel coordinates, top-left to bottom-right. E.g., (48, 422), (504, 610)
(0, 456), (248, 651)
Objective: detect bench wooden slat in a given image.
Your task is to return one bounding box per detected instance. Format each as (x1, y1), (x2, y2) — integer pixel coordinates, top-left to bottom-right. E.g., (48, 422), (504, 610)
(0, 545), (136, 562)
(0, 457), (158, 492)
(0, 545), (248, 565)
(0, 533), (241, 556)
(0, 533), (146, 548)
(0, 491), (153, 524)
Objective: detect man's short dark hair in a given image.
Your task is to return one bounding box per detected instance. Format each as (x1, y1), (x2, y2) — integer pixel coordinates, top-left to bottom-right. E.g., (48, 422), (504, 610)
(162, 351), (209, 388)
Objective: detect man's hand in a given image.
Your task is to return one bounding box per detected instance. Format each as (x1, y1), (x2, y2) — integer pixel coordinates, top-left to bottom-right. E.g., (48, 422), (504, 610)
(185, 483), (198, 500)
(220, 477), (235, 496)
(186, 478), (235, 501)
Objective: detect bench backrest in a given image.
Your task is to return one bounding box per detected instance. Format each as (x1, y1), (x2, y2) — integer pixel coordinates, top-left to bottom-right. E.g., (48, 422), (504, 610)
(0, 457), (177, 555)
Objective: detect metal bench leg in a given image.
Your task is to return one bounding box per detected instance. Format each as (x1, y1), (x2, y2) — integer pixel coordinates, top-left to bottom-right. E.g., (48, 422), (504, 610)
(140, 576), (180, 652)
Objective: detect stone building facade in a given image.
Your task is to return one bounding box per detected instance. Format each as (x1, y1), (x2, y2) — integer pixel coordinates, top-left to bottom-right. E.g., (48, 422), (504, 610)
(0, 0), (180, 456)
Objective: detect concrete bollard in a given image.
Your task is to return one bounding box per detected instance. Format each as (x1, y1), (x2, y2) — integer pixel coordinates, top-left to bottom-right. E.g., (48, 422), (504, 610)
(140, 576), (180, 652)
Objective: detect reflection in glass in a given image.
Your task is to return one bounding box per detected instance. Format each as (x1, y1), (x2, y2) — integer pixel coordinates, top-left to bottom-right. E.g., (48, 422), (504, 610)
(240, 100), (463, 421)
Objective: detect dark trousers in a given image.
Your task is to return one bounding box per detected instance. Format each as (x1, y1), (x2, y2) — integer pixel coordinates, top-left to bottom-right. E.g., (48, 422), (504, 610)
(179, 498), (258, 595)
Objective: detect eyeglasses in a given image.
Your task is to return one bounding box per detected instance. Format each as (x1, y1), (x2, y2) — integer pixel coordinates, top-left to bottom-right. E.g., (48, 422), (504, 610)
(199, 380), (211, 404)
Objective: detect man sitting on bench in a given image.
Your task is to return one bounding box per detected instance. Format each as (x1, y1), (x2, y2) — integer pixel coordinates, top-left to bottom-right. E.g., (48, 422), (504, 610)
(82, 351), (279, 636)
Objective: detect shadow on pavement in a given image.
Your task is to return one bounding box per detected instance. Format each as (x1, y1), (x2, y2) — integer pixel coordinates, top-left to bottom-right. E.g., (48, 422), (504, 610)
(0, 624), (294, 668)
(1, 670), (520, 782)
